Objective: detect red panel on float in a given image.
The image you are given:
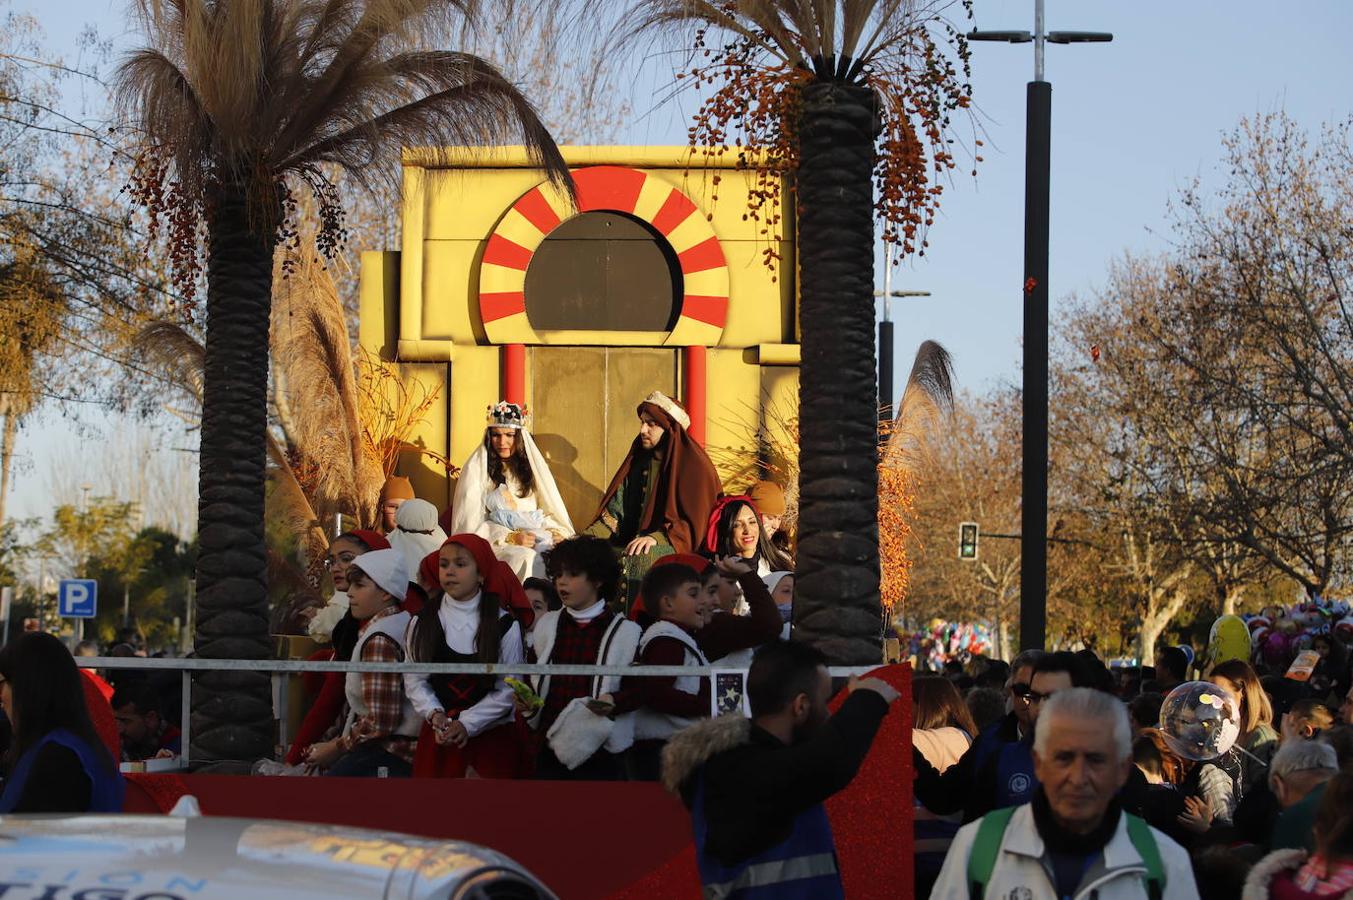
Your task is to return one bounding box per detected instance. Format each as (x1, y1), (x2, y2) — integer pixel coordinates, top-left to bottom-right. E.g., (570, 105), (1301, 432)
(650, 190), (698, 236)
(681, 295), (729, 328)
(573, 166), (646, 214)
(677, 236), (727, 274)
(480, 291), (526, 322)
(482, 234), (533, 270)
(513, 186), (562, 235)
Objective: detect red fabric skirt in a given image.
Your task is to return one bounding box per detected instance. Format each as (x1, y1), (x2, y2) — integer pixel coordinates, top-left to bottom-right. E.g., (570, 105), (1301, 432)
(412, 719), (528, 779)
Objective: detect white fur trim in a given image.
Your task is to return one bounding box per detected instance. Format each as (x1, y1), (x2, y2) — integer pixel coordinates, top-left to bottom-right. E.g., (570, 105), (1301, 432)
(547, 698), (616, 769)
(660, 715), (751, 794)
(1242, 849), (1309, 900)
(643, 391), (690, 429)
(308, 592), (350, 642)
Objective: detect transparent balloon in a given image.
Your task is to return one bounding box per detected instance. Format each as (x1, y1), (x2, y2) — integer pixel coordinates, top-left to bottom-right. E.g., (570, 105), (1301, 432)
(1158, 681), (1241, 762)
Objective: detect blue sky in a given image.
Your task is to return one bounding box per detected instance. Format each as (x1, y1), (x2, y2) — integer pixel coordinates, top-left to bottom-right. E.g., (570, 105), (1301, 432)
(7, 0), (1353, 527)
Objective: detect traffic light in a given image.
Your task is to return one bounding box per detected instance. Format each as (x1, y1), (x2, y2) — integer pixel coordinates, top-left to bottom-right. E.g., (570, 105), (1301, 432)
(959, 522), (979, 560)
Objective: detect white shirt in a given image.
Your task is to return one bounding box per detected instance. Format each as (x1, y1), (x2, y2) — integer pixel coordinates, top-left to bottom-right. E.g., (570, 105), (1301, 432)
(564, 599), (608, 623)
(403, 592), (524, 738)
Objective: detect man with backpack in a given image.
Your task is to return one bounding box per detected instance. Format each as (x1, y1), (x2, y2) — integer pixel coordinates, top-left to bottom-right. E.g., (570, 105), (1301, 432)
(931, 688), (1198, 900)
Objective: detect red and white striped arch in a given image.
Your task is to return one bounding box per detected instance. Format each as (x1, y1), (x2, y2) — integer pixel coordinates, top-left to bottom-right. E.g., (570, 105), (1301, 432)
(477, 165), (730, 346)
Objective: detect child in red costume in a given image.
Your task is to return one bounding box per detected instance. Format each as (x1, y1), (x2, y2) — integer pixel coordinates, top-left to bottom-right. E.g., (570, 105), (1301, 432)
(403, 534), (530, 778)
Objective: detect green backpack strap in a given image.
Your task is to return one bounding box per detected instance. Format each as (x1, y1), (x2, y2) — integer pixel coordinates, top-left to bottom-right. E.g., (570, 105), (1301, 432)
(966, 806), (1016, 898)
(1125, 813), (1165, 900)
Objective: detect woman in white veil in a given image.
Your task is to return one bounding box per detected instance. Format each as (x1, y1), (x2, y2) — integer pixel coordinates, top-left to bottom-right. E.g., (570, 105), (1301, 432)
(450, 401), (574, 580)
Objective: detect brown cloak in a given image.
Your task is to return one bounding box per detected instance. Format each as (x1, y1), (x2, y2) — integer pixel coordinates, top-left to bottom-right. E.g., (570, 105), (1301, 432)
(591, 401), (722, 554)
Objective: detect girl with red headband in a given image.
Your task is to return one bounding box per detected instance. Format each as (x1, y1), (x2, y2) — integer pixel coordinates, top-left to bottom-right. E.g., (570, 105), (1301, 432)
(403, 534), (531, 778)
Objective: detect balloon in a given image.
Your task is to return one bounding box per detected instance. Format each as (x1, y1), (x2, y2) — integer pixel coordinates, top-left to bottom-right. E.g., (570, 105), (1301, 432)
(1261, 631), (1293, 669)
(1246, 615), (1271, 634)
(1208, 615), (1251, 667)
(1177, 644), (1195, 668)
(1158, 681), (1241, 762)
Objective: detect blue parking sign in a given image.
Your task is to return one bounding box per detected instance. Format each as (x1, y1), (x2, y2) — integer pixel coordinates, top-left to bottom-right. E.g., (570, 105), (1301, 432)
(58, 579), (98, 618)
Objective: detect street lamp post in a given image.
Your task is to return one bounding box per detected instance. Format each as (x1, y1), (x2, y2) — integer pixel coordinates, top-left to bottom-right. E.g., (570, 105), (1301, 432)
(78, 482), (92, 644)
(970, 1), (1111, 652)
(875, 241), (932, 426)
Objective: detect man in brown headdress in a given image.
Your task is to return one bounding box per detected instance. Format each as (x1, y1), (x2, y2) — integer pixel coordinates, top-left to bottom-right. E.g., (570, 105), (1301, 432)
(585, 391), (722, 600)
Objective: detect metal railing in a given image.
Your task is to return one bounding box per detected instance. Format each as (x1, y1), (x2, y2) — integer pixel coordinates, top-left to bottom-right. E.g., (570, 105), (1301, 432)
(79, 657), (883, 767)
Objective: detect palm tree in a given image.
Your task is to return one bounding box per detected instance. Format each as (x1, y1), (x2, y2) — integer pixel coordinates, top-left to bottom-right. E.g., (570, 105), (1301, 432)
(627, 0), (972, 664)
(116, 0), (569, 763)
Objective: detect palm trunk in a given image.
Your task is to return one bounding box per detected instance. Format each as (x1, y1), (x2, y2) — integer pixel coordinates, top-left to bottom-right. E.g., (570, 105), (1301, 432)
(791, 82), (883, 665)
(192, 185), (276, 764)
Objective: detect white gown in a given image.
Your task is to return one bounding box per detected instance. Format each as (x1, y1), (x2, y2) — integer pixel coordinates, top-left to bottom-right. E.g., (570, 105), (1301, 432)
(451, 431), (575, 581)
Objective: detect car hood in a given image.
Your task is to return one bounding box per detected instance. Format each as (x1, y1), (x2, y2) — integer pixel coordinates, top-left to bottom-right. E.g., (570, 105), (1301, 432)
(0, 814), (555, 900)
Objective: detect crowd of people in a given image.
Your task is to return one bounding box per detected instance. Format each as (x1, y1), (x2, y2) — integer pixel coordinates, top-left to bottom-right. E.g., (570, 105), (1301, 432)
(912, 644), (1353, 899)
(5, 390), (1353, 900)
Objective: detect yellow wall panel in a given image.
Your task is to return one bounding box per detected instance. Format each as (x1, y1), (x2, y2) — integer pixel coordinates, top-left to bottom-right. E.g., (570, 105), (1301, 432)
(420, 241), (482, 344)
(703, 348), (766, 490)
(720, 242), (794, 348)
(423, 168), (543, 241)
(358, 251), (400, 360)
(447, 345), (501, 474)
(394, 362), (453, 509)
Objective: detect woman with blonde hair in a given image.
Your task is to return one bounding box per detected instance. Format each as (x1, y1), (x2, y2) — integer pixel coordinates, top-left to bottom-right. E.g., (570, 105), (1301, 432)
(1211, 658), (1280, 796)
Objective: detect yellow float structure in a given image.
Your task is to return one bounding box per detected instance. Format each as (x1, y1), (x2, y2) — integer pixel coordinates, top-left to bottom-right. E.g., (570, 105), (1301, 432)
(359, 146), (800, 526)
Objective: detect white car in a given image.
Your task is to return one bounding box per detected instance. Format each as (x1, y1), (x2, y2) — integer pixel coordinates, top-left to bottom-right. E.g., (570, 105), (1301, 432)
(0, 815), (556, 899)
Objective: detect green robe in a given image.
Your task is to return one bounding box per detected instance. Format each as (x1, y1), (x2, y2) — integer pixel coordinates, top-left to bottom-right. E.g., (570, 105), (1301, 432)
(585, 449), (676, 605)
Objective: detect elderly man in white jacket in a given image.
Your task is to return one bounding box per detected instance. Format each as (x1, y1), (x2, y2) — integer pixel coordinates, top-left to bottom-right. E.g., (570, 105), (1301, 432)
(931, 688), (1199, 900)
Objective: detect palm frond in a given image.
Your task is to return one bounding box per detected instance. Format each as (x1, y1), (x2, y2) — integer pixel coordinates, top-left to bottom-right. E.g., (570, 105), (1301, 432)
(883, 339), (954, 475)
(618, 0), (784, 61)
(133, 320), (206, 407)
(118, 0), (572, 287)
(281, 54), (569, 197)
(271, 246), (382, 520)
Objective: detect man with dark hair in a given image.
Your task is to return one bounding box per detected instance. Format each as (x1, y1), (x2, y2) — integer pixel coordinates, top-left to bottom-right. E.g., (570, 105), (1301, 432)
(1152, 646), (1189, 693)
(584, 392), (721, 601)
(915, 650), (1093, 823)
(111, 682), (181, 761)
(1129, 692), (1166, 736)
(662, 640), (899, 899)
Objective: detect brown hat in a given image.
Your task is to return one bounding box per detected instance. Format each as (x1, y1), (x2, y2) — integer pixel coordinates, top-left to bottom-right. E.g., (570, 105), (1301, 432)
(746, 481), (786, 516)
(381, 476), (415, 502)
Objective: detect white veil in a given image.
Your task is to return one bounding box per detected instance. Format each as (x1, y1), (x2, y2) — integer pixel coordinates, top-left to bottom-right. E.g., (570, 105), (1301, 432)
(451, 428), (575, 535)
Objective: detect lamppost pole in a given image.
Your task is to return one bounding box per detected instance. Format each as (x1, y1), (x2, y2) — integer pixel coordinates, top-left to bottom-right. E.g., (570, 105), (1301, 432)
(874, 277), (932, 430)
(970, 2), (1111, 652)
